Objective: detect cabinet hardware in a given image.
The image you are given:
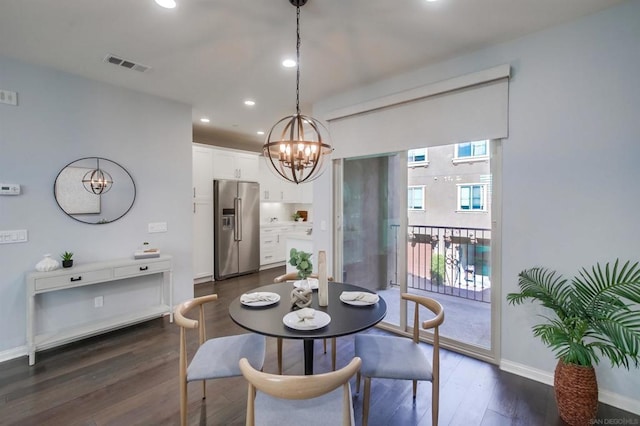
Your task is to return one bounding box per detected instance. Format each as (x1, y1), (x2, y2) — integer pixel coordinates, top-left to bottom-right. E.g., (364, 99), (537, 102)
(193, 202), (196, 213)
(193, 187), (196, 198)
(70, 276), (82, 282)
(139, 266), (149, 271)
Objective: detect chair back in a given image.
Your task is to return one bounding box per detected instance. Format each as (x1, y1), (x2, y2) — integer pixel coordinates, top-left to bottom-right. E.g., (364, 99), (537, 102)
(401, 292), (444, 396)
(240, 356), (361, 426)
(174, 295), (219, 379)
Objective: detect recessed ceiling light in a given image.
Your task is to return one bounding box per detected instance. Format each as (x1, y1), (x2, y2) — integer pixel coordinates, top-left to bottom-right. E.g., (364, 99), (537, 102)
(155, 0), (177, 9)
(200, 117), (210, 123)
(244, 100), (256, 106)
(425, 0), (439, 2)
(257, 131), (265, 135)
(282, 59), (296, 68)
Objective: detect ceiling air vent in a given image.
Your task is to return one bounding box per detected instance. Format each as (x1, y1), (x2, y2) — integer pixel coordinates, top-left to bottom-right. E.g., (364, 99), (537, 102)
(104, 54), (151, 73)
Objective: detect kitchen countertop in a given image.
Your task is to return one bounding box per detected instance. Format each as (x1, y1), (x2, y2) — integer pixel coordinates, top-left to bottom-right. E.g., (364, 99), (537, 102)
(261, 221), (312, 227)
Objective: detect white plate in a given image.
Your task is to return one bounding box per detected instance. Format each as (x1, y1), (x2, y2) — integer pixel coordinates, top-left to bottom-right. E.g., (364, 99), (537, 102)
(283, 310), (331, 330)
(240, 292), (281, 307)
(293, 279), (319, 290)
(339, 293), (379, 306)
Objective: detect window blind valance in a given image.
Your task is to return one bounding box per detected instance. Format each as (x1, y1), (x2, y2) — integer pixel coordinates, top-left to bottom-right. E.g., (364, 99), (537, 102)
(326, 64), (510, 159)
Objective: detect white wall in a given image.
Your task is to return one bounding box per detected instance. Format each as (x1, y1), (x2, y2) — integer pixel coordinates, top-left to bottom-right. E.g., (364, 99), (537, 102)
(313, 0), (640, 410)
(0, 56), (193, 356)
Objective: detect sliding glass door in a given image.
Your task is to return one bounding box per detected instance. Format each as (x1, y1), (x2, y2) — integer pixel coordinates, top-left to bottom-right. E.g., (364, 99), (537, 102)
(337, 140), (500, 362)
(339, 153), (404, 307)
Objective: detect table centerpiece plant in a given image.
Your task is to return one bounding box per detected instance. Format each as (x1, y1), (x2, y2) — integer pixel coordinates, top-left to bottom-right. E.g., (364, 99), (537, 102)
(289, 248), (312, 280)
(506, 259), (640, 425)
(288, 249), (313, 308)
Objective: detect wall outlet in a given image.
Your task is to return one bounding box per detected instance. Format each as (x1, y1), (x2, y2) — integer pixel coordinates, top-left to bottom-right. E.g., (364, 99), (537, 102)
(94, 296), (104, 308)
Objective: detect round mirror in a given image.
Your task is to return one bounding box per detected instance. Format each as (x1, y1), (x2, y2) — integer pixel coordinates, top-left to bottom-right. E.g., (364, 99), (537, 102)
(54, 157), (136, 224)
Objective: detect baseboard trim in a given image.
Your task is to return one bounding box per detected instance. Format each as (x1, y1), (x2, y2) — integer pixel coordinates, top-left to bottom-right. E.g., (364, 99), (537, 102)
(193, 276), (212, 285)
(500, 359), (640, 415)
(0, 345), (27, 363)
(259, 262), (285, 271)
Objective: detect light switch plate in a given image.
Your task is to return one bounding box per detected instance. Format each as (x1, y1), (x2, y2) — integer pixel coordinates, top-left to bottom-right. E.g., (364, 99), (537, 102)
(148, 222), (167, 233)
(0, 89), (18, 106)
(0, 229), (28, 244)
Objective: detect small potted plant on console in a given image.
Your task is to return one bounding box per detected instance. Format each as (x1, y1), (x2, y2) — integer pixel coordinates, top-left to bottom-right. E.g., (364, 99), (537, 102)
(61, 251), (74, 268)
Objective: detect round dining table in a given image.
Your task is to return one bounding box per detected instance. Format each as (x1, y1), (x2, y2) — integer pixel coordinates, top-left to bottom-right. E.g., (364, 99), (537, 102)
(228, 281), (387, 375)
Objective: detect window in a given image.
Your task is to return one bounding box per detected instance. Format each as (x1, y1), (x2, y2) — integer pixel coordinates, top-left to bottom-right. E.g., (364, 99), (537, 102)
(408, 185), (425, 210)
(457, 184), (487, 211)
(408, 148), (428, 166)
(453, 140), (489, 163)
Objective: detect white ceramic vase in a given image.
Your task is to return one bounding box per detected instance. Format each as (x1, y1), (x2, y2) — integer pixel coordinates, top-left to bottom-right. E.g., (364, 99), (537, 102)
(35, 254), (60, 272)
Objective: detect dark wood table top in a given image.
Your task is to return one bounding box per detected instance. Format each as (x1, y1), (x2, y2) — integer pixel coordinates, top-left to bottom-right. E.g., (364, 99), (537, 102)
(228, 282), (387, 340)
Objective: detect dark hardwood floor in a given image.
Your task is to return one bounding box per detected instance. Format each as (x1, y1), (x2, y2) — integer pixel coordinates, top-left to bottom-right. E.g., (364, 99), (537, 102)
(0, 267), (637, 425)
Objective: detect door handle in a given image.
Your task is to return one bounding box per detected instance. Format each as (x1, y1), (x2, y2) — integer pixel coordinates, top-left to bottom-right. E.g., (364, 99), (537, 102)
(235, 198), (242, 241)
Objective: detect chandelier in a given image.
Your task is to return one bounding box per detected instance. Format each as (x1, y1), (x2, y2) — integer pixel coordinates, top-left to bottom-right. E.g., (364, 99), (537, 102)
(82, 158), (113, 195)
(263, 0), (333, 184)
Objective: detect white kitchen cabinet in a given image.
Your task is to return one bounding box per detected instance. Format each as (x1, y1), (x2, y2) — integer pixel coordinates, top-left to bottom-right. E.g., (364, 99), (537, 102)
(193, 146), (213, 201)
(192, 145), (214, 280)
(299, 181), (314, 203)
(259, 158), (280, 201)
(259, 157), (310, 203)
(212, 148), (259, 181)
(260, 225), (292, 267)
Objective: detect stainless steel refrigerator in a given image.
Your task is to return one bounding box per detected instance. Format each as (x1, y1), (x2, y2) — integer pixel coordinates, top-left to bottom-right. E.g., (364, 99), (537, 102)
(213, 179), (260, 280)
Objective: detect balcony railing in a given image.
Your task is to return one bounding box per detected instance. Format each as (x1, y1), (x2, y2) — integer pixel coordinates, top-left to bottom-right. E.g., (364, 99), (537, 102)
(390, 224), (491, 303)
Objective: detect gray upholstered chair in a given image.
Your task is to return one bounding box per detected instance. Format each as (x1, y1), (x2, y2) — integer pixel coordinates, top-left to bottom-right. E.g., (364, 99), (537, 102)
(175, 294), (266, 426)
(240, 356), (361, 426)
(273, 272), (336, 373)
(354, 293), (444, 426)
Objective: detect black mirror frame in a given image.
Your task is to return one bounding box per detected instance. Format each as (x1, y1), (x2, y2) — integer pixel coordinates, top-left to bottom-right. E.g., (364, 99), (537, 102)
(53, 156), (136, 225)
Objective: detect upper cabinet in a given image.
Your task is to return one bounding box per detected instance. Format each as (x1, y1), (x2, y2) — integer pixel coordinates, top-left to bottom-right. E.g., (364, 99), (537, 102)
(259, 157), (313, 203)
(212, 149), (259, 181)
(193, 146), (214, 201)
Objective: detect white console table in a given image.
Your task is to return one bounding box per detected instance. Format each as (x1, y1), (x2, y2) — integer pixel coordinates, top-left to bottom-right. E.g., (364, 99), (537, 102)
(26, 255), (173, 365)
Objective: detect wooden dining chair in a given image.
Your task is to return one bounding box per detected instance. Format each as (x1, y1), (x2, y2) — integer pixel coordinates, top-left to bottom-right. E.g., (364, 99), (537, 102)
(174, 294), (266, 426)
(240, 356), (361, 426)
(354, 293), (444, 426)
(273, 272), (336, 373)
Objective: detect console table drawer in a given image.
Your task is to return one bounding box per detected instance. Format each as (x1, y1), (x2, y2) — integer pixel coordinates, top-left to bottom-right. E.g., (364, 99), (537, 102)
(113, 260), (171, 278)
(34, 269), (112, 291)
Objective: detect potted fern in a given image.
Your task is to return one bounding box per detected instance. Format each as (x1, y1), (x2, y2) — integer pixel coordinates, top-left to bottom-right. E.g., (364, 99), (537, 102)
(507, 260), (640, 425)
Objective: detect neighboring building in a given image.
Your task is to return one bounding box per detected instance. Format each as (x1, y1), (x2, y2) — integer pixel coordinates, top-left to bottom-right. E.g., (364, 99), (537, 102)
(405, 141), (492, 292)
(407, 141), (491, 230)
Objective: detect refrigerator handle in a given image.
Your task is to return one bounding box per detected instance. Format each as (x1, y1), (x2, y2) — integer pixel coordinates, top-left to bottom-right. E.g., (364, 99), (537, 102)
(235, 197), (242, 241)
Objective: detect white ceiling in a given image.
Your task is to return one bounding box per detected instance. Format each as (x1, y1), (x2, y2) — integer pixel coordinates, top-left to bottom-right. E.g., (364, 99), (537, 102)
(0, 0), (626, 148)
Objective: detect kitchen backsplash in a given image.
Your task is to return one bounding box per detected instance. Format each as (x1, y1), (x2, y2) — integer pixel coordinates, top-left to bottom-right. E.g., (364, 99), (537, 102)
(260, 202), (312, 224)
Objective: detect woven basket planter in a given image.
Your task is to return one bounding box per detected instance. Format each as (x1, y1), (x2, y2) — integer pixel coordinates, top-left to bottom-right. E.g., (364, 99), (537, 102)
(554, 360), (598, 426)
